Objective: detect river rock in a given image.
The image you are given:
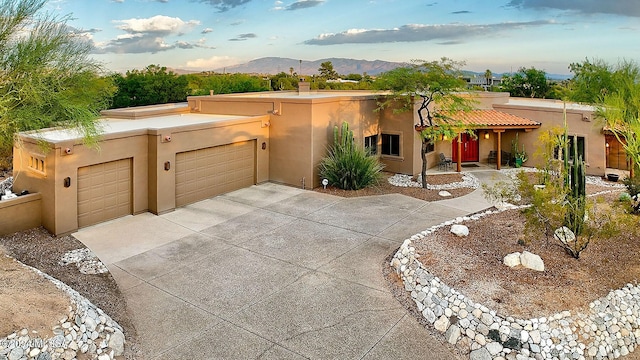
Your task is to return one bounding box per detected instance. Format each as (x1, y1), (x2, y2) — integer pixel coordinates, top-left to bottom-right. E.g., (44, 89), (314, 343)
(450, 224), (469, 237)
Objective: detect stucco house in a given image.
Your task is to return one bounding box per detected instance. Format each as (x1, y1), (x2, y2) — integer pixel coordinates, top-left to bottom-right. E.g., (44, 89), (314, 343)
(8, 86), (622, 235)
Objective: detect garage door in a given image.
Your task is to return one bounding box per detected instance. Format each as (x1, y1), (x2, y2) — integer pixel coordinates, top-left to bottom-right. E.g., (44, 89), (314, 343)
(77, 158), (132, 228)
(175, 140), (256, 207)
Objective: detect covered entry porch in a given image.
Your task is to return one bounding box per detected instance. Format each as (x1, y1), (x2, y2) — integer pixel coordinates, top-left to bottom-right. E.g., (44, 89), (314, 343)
(437, 110), (541, 172)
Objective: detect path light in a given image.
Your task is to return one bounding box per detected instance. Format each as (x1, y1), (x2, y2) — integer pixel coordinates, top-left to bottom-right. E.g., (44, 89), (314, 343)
(322, 178), (329, 189)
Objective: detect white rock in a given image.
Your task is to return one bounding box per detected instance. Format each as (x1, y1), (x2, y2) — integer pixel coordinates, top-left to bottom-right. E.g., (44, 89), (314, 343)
(434, 315), (450, 333)
(520, 251), (544, 271)
(109, 330), (125, 356)
(553, 226), (576, 245)
(450, 224), (469, 237)
(445, 325), (461, 344)
(503, 252), (521, 267)
(486, 341), (504, 355)
(439, 190), (452, 197)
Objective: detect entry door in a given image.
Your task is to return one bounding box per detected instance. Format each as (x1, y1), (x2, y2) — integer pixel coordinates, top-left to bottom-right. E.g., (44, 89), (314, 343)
(452, 132), (479, 162)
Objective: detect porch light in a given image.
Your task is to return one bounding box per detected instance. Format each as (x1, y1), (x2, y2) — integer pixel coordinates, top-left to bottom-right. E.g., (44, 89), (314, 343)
(484, 131), (490, 140)
(442, 134), (448, 141)
(606, 142), (610, 148)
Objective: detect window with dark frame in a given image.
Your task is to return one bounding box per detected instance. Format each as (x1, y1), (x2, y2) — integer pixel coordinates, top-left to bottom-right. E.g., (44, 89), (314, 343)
(425, 139), (435, 153)
(381, 133), (400, 156)
(364, 135), (378, 155)
(554, 135), (585, 161)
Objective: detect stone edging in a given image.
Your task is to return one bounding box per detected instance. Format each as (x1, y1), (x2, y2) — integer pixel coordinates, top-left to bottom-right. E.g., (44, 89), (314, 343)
(391, 206), (640, 360)
(388, 173), (480, 190)
(0, 176), (13, 195)
(0, 258), (125, 360)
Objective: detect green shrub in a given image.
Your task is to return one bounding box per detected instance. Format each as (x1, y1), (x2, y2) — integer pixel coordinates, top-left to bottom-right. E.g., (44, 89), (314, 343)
(622, 175), (640, 197)
(319, 122), (383, 190)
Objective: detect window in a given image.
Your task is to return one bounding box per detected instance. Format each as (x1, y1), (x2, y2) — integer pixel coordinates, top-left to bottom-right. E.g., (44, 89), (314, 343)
(364, 135), (378, 155)
(554, 135), (585, 161)
(425, 139), (435, 153)
(381, 133), (400, 156)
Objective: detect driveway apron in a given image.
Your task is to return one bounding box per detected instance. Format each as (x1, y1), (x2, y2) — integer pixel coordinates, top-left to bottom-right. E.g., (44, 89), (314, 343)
(73, 181), (492, 359)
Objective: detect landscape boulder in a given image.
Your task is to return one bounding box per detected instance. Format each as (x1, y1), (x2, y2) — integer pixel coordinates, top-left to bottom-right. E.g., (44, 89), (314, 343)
(520, 251), (544, 271)
(450, 224), (469, 237)
(553, 226), (576, 245)
(503, 252), (521, 267)
(438, 190), (452, 197)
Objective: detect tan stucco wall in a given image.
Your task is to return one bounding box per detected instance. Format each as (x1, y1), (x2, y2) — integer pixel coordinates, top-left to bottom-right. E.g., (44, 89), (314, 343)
(310, 98), (380, 188)
(14, 134), (150, 235)
(495, 103), (605, 176)
(377, 105), (418, 175)
(13, 115), (269, 235)
(0, 193), (42, 236)
(148, 117), (269, 214)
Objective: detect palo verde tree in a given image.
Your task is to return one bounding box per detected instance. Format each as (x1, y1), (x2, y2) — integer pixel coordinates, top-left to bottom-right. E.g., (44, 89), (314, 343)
(0, 0), (116, 166)
(375, 58), (476, 188)
(594, 60), (640, 179)
(568, 58), (616, 104)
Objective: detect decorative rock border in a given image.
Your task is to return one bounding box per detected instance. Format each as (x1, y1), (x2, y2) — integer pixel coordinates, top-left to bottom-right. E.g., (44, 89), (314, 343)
(0, 176), (13, 195)
(0, 259), (125, 360)
(391, 206), (640, 360)
(388, 173), (480, 190)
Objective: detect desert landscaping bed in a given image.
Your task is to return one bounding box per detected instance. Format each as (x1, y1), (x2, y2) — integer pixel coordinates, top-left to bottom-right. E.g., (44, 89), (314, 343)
(386, 180), (640, 360)
(315, 172), (475, 200)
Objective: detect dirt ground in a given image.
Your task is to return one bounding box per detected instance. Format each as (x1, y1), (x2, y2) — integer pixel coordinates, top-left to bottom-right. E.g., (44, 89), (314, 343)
(0, 247), (69, 338)
(0, 228), (141, 359)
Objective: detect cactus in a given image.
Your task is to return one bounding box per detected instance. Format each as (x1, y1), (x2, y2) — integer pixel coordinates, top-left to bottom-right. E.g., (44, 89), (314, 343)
(563, 133), (587, 236)
(334, 121), (354, 154)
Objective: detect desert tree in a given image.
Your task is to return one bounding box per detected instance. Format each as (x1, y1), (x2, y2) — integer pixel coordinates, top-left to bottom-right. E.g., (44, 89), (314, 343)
(375, 58), (476, 188)
(0, 0), (115, 166)
(594, 60), (640, 178)
(501, 66), (550, 98)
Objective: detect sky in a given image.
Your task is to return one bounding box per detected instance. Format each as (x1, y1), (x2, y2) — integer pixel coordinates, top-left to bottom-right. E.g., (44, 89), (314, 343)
(47, 0), (640, 75)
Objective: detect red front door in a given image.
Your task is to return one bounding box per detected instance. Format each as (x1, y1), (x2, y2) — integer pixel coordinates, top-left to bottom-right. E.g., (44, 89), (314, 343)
(452, 132), (479, 162)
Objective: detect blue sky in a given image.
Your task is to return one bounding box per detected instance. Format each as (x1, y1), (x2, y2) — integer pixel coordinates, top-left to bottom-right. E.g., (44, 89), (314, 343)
(49, 0), (640, 75)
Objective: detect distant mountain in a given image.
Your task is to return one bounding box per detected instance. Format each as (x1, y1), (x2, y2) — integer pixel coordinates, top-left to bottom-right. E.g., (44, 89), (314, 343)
(173, 58), (572, 79)
(212, 57), (406, 76)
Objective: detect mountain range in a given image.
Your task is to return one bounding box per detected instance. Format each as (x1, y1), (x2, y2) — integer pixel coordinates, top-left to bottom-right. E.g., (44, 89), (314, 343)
(174, 57), (571, 80)
(210, 57), (405, 76)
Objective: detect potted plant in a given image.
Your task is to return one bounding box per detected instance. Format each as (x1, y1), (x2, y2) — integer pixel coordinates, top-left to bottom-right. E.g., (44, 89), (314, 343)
(512, 133), (527, 167)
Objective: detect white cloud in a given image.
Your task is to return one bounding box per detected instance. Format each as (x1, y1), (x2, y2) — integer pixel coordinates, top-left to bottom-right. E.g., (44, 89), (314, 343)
(115, 15), (200, 34)
(185, 55), (239, 70)
(201, 27), (214, 34)
(305, 20), (556, 45)
(93, 15), (206, 54)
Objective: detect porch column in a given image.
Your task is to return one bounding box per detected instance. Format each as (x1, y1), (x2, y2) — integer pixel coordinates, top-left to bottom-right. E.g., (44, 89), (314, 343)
(457, 132), (462, 172)
(494, 129), (505, 170)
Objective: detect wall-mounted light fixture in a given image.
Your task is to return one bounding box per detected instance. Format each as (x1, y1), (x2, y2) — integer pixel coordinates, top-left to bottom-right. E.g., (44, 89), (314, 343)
(261, 142), (267, 150)
(63, 177), (71, 188)
(164, 161), (171, 171)
(605, 142), (610, 148)
(484, 131), (490, 140)
(442, 134), (448, 141)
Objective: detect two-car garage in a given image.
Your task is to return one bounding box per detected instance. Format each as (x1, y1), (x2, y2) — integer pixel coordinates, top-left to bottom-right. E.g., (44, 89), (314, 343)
(76, 140), (257, 229)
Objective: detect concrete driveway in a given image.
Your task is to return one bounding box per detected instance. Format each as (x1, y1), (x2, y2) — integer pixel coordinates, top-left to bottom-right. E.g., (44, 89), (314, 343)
(73, 173), (498, 359)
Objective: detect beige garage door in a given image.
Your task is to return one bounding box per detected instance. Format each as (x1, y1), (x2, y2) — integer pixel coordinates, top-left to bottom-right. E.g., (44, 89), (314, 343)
(175, 140), (256, 207)
(77, 158), (132, 228)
